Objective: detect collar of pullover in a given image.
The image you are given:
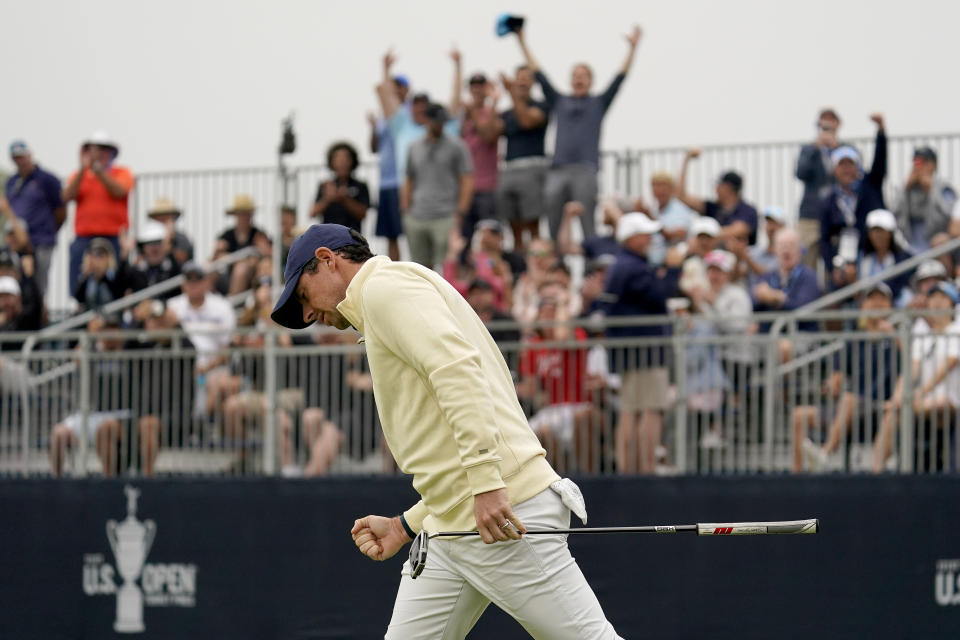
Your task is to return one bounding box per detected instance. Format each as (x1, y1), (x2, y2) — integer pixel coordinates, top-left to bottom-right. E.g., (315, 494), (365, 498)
(336, 255), (392, 335)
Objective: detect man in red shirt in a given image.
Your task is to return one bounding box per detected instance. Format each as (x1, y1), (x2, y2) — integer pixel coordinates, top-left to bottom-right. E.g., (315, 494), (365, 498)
(62, 131), (134, 293)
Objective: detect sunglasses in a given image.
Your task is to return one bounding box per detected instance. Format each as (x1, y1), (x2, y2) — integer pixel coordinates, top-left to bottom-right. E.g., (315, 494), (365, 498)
(88, 248), (110, 257)
(184, 273), (206, 282)
(528, 250), (553, 258)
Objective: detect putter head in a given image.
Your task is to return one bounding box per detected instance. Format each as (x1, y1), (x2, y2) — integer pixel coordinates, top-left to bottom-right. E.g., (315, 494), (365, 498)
(409, 530), (429, 579)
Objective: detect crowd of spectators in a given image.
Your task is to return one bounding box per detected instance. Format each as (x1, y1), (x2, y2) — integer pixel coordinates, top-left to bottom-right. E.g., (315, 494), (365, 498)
(4, 24), (960, 477)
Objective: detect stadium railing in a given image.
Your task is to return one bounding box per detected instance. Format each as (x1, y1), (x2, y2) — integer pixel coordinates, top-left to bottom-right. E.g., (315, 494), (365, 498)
(2, 309), (957, 479)
(41, 132), (960, 312)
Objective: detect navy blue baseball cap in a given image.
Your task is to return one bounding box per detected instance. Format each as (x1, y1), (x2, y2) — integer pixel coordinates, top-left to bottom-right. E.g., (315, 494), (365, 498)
(271, 224), (357, 329)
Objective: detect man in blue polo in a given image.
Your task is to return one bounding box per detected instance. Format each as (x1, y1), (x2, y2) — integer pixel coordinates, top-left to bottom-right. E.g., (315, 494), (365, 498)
(5, 141), (64, 300)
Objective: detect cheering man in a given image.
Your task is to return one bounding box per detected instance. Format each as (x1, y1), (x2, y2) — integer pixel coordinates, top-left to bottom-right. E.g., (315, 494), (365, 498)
(272, 224), (623, 639)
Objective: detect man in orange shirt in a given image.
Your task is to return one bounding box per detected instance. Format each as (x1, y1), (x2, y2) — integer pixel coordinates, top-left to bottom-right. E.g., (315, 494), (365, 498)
(62, 131), (135, 294)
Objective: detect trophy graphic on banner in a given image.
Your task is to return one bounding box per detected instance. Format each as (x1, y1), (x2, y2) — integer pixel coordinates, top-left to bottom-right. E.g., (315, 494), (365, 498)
(106, 485), (156, 633)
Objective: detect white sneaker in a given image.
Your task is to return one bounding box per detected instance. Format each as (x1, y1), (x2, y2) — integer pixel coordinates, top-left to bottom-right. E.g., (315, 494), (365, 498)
(699, 430), (724, 449)
(802, 438), (828, 472)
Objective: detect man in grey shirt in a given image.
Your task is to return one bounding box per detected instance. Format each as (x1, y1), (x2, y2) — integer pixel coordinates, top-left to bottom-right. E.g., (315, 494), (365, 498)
(514, 24), (642, 242)
(891, 146), (957, 252)
(403, 104), (474, 269)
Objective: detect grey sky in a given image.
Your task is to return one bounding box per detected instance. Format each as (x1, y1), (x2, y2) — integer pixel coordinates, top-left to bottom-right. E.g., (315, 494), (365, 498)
(3, 0), (958, 178)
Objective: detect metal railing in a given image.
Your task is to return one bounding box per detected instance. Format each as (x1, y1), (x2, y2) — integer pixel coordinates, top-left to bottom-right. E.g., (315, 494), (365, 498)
(42, 132), (960, 312)
(2, 310), (956, 479)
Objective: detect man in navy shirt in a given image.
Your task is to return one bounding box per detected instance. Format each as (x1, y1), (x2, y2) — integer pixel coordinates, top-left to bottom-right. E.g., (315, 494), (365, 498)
(513, 24), (642, 242)
(677, 148), (759, 245)
(602, 212), (682, 474)
(5, 141), (64, 300)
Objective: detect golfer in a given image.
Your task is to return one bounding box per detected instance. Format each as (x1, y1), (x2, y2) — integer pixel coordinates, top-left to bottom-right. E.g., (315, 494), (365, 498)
(272, 224), (622, 639)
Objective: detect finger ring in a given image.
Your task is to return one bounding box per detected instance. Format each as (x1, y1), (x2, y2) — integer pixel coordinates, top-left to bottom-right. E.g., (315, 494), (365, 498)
(501, 522), (511, 529)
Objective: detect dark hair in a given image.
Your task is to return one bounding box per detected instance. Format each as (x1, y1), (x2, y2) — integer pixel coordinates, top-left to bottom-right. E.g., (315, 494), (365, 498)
(302, 229), (374, 273)
(280, 204), (296, 215)
(546, 261), (571, 278)
(818, 108), (840, 123)
(326, 141), (359, 173)
(719, 171), (743, 194)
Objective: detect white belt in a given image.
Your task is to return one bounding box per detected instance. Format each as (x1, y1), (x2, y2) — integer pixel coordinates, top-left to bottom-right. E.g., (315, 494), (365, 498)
(503, 156), (550, 170)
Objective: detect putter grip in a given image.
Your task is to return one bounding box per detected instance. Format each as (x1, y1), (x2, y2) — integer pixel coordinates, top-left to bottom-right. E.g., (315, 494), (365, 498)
(697, 518), (819, 536)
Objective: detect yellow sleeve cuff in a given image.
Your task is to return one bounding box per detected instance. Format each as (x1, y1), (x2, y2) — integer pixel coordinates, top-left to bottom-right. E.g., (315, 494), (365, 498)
(402, 500), (430, 534)
(465, 461), (506, 496)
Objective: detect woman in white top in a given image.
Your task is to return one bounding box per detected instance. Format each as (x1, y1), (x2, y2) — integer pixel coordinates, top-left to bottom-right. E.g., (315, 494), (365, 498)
(873, 282), (960, 472)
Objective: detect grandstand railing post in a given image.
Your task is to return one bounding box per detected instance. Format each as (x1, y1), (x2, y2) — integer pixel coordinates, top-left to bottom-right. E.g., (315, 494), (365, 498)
(762, 333), (777, 472)
(672, 317), (688, 474)
(77, 333), (91, 478)
(898, 321), (914, 474)
(263, 331), (278, 475)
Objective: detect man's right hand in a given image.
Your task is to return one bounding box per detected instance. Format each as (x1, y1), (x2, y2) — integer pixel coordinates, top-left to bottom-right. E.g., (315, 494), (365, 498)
(351, 515), (411, 562)
(382, 49), (396, 73)
(685, 148), (701, 160)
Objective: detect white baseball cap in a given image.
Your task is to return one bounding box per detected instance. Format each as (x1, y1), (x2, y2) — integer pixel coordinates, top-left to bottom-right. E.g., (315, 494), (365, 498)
(915, 259), (947, 282)
(690, 216), (721, 238)
(0, 276), (21, 297)
(865, 209), (897, 232)
(704, 249), (737, 273)
(763, 205), (787, 224)
(616, 212), (662, 243)
(831, 145), (861, 167)
(138, 221), (168, 245)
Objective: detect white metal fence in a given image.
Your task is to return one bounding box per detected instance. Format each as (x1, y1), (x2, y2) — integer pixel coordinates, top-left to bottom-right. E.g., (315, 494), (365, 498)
(2, 312), (957, 479)
(42, 133), (960, 313)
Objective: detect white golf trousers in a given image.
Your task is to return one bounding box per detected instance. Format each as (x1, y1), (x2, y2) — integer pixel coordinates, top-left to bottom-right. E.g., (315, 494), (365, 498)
(385, 485), (624, 639)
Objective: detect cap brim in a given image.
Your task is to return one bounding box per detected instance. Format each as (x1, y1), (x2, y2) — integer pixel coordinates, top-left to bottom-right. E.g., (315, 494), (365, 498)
(270, 269), (312, 329)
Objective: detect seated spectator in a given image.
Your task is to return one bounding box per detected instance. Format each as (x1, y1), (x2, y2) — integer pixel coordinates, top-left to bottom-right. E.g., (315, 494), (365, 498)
(904, 259), (950, 320)
(512, 237), (558, 324)
(796, 108), (844, 269)
(688, 250), (755, 447)
(166, 261), (238, 422)
(5, 140), (64, 300)
(493, 65), (549, 251)
(311, 141), (370, 233)
(133, 221), (181, 298)
(792, 283), (899, 472)
(476, 218), (526, 280)
(644, 171), (698, 241)
(50, 318), (136, 477)
(678, 216), (721, 297)
(128, 297), (194, 476)
(678, 148), (759, 245)
(466, 278), (521, 347)
(61, 131), (134, 293)
(0, 275), (41, 334)
(213, 194), (271, 295)
(892, 146), (957, 252)
(402, 103), (474, 269)
(0, 249), (43, 333)
(740, 206), (786, 286)
(222, 281), (305, 473)
(73, 237), (143, 313)
(873, 282), (960, 472)
(147, 197), (194, 266)
(752, 228), (821, 362)
(603, 212), (683, 474)
(442, 229), (512, 311)
(849, 209), (913, 304)
(518, 296), (601, 473)
(819, 114), (887, 286)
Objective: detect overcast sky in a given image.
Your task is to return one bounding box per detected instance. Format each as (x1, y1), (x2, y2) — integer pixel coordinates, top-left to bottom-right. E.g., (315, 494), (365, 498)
(3, 0), (958, 178)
